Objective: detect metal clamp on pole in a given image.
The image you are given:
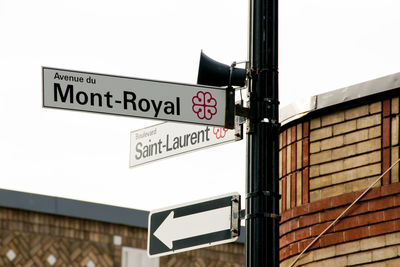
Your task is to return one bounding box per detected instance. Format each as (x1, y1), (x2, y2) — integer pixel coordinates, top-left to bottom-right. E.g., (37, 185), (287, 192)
(246, 191), (281, 200)
(264, 98), (280, 109)
(245, 212), (281, 221)
(246, 92), (280, 120)
(261, 120), (281, 138)
(245, 191), (282, 221)
(263, 98), (280, 122)
(248, 65), (278, 79)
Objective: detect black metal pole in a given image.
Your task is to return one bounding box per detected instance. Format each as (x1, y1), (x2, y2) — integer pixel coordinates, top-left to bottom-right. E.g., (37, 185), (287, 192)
(246, 0), (279, 266)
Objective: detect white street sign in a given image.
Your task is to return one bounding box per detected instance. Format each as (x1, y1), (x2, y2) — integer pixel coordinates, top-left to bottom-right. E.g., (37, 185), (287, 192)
(130, 121), (239, 167)
(148, 193), (240, 258)
(42, 67), (235, 128)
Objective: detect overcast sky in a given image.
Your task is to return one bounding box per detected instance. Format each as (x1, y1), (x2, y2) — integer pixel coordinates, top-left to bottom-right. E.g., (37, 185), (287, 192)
(1, 0), (400, 211)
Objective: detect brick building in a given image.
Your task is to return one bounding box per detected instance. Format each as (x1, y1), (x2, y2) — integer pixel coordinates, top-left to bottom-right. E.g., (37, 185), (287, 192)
(1, 72), (400, 266)
(279, 72), (400, 266)
(0, 189), (244, 266)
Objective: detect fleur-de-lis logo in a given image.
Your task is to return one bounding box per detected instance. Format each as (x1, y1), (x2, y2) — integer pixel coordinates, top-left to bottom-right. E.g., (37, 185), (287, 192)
(192, 91), (217, 120)
(213, 127), (228, 139)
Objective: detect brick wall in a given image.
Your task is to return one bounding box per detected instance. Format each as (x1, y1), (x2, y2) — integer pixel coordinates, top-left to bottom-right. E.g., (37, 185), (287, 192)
(279, 121), (310, 213)
(0, 207), (244, 266)
(279, 97), (400, 266)
(308, 102), (383, 201)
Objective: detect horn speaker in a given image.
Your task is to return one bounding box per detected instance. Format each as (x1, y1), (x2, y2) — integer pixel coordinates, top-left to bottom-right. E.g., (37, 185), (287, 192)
(197, 51), (246, 87)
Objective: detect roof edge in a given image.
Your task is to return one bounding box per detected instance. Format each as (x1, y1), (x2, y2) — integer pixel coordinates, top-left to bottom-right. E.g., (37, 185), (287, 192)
(0, 188), (148, 228)
(280, 72), (400, 125)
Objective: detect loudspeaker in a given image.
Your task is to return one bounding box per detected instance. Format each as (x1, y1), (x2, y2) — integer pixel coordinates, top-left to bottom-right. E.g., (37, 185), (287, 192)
(197, 51), (246, 87)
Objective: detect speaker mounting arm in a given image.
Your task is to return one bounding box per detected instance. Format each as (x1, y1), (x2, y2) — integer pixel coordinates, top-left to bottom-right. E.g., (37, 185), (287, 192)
(235, 103), (250, 118)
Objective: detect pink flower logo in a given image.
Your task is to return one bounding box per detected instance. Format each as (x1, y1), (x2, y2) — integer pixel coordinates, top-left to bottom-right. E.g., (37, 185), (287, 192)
(192, 91), (217, 120)
(213, 127), (228, 139)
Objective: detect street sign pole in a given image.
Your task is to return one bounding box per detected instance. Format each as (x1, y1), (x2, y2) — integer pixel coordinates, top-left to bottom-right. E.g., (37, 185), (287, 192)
(246, 0), (279, 266)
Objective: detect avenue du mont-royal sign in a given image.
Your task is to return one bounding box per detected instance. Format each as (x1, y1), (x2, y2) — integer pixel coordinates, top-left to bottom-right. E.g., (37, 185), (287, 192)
(42, 67), (235, 128)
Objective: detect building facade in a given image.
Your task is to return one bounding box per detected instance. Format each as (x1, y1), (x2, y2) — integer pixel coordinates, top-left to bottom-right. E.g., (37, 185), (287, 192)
(279, 72), (400, 266)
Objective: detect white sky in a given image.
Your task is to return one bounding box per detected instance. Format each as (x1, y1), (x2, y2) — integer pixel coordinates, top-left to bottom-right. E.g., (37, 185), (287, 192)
(1, 0), (400, 211)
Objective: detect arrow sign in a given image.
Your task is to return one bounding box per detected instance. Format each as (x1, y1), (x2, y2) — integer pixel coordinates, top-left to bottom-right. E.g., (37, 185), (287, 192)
(148, 193), (240, 258)
(154, 206), (231, 249)
(42, 67), (235, 129)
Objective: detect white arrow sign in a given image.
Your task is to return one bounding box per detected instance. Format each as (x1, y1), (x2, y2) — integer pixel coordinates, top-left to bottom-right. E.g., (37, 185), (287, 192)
(147, 193), (240, 257)
(154, 206), (231, 249)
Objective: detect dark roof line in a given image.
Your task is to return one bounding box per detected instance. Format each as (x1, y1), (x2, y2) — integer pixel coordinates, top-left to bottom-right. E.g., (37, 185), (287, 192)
(0, 188), (245, 243)
(0, 188), (148, 228)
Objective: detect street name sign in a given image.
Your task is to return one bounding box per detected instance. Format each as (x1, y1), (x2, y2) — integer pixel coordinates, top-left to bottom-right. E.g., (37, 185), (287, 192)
(42, 67), (235, 128)
(130, 121), (242, 167)
(147, 193), (240, 258)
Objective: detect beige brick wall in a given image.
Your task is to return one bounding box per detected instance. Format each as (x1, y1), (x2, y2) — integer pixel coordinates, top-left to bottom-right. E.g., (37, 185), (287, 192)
(308, 102), (385, 202)
(281, 232), (400, 267)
